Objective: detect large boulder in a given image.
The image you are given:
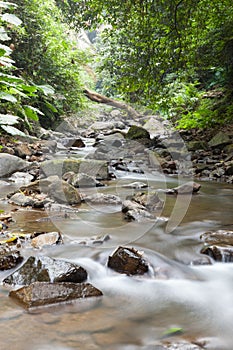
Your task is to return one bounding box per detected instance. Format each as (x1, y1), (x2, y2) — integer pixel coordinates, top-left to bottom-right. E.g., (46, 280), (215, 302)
(9, 282), (103, 309)
(40, 158), (109, 180)
(0, 153), (30, 178)
(208, 131), (231, 148)
(48, 179), (81, 205)
(3, 255), (87, 286)
(125, 125), (150, 141)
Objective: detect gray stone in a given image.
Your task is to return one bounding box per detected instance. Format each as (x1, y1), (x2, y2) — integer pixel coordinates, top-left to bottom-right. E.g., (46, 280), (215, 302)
(89, 121), (115, 131)
(3, 255), (88, 286)
(40, 158), (109, 180)
(9, 172), (34, 184)
(63, 172), (104, 188)
(84, 193), (121, 205)
(48, 179), (81, 205)
(129, 191), (164, 211)
(126, 125), (150, 140)
(187, 141), (209, 151)
(9, 193), (35, 207)
(0, 153), (30, 177)
(122, 200), (155, 221)
(9, 281), (103, 308)
(208, 131), (231, 148)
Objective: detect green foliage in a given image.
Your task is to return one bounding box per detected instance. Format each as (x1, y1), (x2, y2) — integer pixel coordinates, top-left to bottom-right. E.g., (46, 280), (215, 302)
(60, 0), (233, 129)
(0, 0), (58, 135)
(12, 0), (87, 118)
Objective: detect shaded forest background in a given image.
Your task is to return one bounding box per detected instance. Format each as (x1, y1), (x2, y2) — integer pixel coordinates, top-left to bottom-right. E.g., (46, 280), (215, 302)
(0, 0), (233, 135)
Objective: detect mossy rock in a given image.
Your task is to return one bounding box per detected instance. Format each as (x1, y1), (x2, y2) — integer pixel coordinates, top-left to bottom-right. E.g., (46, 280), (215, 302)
(187, 141), (209, 151)
(40, 158), (109, 180)
(125, 125), (150, 140)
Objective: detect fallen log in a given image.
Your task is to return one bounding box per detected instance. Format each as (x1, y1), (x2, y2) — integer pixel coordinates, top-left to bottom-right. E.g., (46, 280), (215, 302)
(83, 88), (140, 119)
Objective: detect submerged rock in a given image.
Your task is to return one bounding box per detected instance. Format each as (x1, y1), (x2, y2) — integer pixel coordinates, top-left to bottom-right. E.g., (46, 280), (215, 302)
(74, 234), (110, 246)
(9, 281), (103, 309)
(122, 181), (148, 189)
(84, 193), (121, 205)
(3, 255), (87, 286)
(0, 246), (23, 270)
(107, 246), (149, 275)
(166, 181), (201, 194)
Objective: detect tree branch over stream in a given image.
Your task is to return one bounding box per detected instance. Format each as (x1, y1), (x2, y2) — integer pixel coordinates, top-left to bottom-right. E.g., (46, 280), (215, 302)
(83, 88), (140, 119)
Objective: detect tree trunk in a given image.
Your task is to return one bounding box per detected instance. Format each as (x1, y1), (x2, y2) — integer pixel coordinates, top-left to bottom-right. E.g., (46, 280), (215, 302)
(83, 88), (140, 119)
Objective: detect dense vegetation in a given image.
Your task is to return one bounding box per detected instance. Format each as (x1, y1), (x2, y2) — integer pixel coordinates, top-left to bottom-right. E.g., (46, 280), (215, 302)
(0, 0), (233, 134)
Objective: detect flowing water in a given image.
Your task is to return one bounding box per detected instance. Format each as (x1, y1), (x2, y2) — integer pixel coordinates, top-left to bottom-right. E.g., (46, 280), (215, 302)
(0, 148), (233, 349)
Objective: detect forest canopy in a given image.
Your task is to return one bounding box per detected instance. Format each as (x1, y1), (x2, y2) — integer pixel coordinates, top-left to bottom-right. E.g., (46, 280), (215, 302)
(1, 0), (233, 132)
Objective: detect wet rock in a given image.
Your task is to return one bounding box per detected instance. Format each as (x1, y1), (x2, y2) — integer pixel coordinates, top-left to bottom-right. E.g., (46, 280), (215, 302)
(0, 153), (30, 177)
(201, 230), (233, 245)
(122, 200), (155, 221)
(9, 281), (103, 309)
(158, 340), (204, 350)
(129, 191), (164, 211)
(44, 202), (79, 212)
(3, 255), (87, 286)
(63, 172), (104, 188)
(83, 193), (121, 205)
(107, 246), (149, 275)
(208, 131), (231, 148)
(31, 231), (63, 249)
(48, 179), (81, 205)
(0, 246), (23, 270)
(122, 181), (148, 189)
(166, 182), (201, 194)
(201, 245), (233, 262)
(74, 234), (110, 246)
(125, 125), (150, 141)
(40, 158), (109, 180)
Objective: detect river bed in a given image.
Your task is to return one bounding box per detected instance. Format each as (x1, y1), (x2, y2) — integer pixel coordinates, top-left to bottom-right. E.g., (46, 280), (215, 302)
(0, 169), (233, 349)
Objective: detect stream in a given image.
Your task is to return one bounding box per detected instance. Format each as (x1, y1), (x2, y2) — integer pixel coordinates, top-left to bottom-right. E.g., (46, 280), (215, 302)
(0, 135), (233, 350)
